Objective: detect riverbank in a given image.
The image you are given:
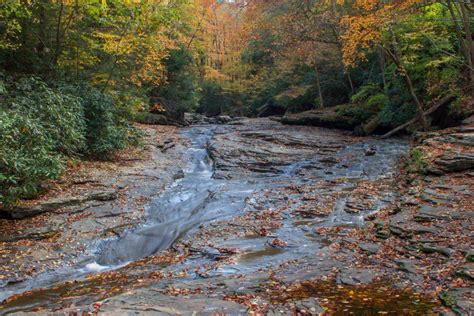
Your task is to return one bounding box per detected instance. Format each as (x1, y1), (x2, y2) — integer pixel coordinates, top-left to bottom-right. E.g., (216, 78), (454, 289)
(281, 104), (473, 137)
(0, 124), (187, 296)
(0, 119), (472, 314)
(95, 120), (472, 315)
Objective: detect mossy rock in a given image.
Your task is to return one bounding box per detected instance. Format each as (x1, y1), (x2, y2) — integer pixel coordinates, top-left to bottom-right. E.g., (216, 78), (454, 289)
(281, 108), (354, 130)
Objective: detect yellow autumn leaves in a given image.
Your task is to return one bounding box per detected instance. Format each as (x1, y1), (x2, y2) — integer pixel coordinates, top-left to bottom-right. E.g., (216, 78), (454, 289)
(340, 0), (423, 67)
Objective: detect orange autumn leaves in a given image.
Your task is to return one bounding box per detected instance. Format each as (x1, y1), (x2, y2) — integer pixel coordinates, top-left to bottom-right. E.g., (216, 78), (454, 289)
(340, 0), (424, 67)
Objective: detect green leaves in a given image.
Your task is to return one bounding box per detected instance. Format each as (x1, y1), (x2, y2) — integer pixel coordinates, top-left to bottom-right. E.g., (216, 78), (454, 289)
(11, 77), (87, 155)
(0, 76), (137, 206)
(0, 109), (65, 205)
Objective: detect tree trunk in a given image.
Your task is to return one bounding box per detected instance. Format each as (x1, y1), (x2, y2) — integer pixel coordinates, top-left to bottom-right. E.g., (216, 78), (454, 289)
(446, 0), (474, 94)
(446, 0), (469, 61)
(383, 29), (428, 131)
(315, 63), (324, 108)
(51, 0), (64, 69)
(380, 95), (455, 138)
(346, 71), (355, 96)
(460, 3), (474, 93)
(37, 0), (48, 70)
(377, 48), (387, 91)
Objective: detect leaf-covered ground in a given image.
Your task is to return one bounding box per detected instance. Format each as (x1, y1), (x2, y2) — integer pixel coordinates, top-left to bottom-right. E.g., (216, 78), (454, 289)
(0, 119), (472, 315)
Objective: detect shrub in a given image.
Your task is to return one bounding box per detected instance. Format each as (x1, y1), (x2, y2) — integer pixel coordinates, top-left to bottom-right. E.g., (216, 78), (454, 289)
(61, 84), (139, 158)
(352, 83), (381, 103)
(405, 148), (428, 174)
(0, 77), (86, 205)
(81, 89), (129, 157)
(352, 83), (388, 111)
(0, 110), (65, 206)
(10, 77), (86, 155)
(379, 100), (417, 128)
(0, 77), (140, 205)
(335, 103), (376, 125)
(198, 80), (228, 116)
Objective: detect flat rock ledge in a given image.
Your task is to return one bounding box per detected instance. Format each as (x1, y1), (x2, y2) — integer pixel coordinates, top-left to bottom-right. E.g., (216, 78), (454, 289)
(0, 188), (118, 219)
(434, 152), (474, 173)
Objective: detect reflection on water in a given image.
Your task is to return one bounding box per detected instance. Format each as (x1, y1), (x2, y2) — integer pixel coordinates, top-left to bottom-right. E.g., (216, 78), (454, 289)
(238, 247), (285, 262)
(270, 280), (438, 315)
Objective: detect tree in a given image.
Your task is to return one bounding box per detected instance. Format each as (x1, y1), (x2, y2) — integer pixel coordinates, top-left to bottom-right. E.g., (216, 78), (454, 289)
(340, 0), (431, 130)
(444, 0), (474, 94)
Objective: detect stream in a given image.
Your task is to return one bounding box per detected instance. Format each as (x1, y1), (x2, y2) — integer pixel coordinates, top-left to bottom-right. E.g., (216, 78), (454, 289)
(97, 127), (258, 266)
(0, 121), (417, 314)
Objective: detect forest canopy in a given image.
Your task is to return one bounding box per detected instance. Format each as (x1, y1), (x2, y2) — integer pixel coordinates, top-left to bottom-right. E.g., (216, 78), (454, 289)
(1, 0), (473, 204)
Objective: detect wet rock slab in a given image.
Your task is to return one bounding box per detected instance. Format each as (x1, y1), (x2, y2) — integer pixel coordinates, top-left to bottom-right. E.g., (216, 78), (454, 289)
(4, 119), (464, 315)
(208, 118), (353, 179)
(0, 124), (187, 297)
(99, 292), (247, 315)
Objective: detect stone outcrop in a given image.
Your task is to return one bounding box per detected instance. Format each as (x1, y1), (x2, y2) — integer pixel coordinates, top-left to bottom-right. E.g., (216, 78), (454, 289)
(281, 108), (359, 130)
(1, 189), (118, 219)
(435, 152), (474, 173)
(184, 113), (240, 125)
(138, 113), (169, 125)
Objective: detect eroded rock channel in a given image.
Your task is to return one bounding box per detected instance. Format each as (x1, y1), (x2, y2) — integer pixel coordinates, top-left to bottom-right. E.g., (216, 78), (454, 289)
(1, 118), (463, 314)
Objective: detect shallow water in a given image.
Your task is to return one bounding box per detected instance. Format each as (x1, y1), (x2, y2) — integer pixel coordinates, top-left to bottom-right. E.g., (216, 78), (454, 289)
(0, 124), (416, 313)
(96, 127), (255, 265)
(270, 279), (438, 315)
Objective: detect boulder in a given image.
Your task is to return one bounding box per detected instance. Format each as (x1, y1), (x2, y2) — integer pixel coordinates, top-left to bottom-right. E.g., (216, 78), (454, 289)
(412, 225), (436, 235)
(138, 113), (169, 125)
(184, 112), (207, 125)
(439, 288), (473, 314)
(455, 264), (474, 280)
(442, 133), (474, 146)
(216, 115), (233, 124)
(293, 298), (324, 314)
(395, 259), (419, 274)
(375, 229), (390, 239)
(414, 205), (450, 222)
(365, 146), (376, 156)
(461, 115), (474, 125)
(420, 188), (457, 204)
(172, 169), (185, 180)
(389, 224), (413, 239)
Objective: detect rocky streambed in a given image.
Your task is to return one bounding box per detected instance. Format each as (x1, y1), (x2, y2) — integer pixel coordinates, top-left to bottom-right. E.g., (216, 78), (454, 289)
(0, 118), (472, 314)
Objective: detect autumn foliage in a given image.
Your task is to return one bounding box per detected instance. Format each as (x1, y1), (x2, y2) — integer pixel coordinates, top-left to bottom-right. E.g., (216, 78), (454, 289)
(1, 0), (473, 205)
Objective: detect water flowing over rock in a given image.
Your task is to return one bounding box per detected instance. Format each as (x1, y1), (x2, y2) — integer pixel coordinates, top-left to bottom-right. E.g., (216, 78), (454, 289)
(2, 119), (469, 315)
